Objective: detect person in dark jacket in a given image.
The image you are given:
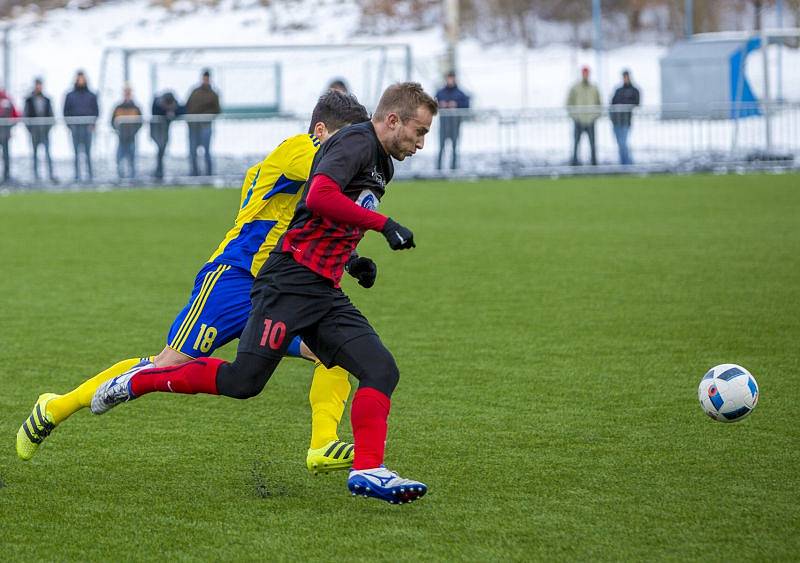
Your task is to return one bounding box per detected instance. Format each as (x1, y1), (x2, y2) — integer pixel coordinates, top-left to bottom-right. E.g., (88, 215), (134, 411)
(24, 78), (56, 183)
(111, 85), (143, 179)
(435, 71), (470, 170)
(610, 70), (640, 165)
(0, 88), (20, 183)
(63, 70), (99, 182)
(150, 91), (182, 180)
(184, 69), (221, 176)
(327, 78), (349, 94)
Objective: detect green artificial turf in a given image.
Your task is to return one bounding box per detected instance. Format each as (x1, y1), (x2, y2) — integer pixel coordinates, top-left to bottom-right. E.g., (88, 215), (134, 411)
(0, 174), (798, 561)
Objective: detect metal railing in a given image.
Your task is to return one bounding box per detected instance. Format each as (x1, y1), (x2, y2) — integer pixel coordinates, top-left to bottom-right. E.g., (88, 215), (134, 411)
(1, 104), (797, 190)
(412, 103), (799, 177)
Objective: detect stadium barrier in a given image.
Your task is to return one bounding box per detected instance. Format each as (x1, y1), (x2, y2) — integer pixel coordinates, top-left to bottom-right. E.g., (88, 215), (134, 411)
(1, 103), (798, 190)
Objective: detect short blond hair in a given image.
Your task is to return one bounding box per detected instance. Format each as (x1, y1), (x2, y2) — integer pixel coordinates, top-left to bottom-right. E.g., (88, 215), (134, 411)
(373, 82), (438, 122)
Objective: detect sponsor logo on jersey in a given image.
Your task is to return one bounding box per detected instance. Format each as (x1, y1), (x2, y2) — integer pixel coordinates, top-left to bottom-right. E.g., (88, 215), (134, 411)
(356, 189), (379, 210)
(370, 166), (385, 189)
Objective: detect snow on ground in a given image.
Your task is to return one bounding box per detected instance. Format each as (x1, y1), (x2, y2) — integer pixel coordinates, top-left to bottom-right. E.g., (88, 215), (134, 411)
(0, 0), (798, 184)
(8, 0), (798, 114)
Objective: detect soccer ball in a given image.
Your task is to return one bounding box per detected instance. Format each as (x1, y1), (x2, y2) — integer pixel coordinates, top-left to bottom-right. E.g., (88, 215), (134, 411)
(698, 364), (759, 422)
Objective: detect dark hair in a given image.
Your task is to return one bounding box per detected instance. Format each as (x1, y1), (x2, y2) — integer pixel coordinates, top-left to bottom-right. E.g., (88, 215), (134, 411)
(373, 82), (438, 122)
(308, 90), (369, 134)
(327, 78), (348, 93)
(161, 91), (177, 105)
(202, 69), (211, 78)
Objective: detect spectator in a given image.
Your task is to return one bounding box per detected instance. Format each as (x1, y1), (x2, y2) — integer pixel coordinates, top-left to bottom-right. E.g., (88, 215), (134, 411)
(0, 87), (19, 183)
(566, 66), (601, 166)
(63, 70), (99, 182)
(610, 70), (640, 166)
(435, 70), (470, 171)
(111, 85), (143, 179)
(327, 78), (349, 93)
(185, 69), (221, 176)
(24, 78), (56, 183)
(150, 91), (182, 180)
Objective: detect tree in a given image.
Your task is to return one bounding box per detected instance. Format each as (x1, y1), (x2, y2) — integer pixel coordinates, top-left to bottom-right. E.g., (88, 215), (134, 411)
(754, 0), (763, 30)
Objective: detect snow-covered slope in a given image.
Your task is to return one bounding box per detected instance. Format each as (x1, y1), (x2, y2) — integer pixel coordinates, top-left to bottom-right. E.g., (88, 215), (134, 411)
(6, 0), (799, 116)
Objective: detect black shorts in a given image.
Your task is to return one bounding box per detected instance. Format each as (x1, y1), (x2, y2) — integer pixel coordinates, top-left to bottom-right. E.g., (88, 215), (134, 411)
(238, 252), (377, 366)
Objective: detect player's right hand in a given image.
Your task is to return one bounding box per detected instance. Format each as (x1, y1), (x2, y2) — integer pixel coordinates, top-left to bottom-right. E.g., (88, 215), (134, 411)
(381, 218), (416, 250)
(345, 255), (378, 288)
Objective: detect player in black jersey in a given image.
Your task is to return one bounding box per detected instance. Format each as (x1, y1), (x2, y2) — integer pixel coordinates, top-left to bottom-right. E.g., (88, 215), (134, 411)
(94, 83), (438, 505)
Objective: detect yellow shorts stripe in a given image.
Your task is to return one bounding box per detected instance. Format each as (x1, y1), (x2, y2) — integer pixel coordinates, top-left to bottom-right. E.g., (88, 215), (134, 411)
(172, 264), (229, 351)
(169, 267), (217, 350)
(169, 265), (226, 351)
(173, 265), (230, 352)
(174, 265), (229, 352)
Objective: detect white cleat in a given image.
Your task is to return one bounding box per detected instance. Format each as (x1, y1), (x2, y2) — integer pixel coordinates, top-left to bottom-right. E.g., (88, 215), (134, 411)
(347, 466), (428, 504)
(90, 360), (154, 414)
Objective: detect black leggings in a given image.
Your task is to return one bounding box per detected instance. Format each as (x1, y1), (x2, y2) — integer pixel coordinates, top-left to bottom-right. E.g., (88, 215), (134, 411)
(216, 333), (400, 399)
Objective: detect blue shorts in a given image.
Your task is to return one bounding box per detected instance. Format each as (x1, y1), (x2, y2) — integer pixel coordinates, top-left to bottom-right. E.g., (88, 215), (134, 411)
(166, 262), (305, 359)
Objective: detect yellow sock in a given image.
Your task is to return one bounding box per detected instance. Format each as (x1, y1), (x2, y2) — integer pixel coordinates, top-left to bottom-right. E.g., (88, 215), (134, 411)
(309, 363), (351, 449)
(47, 357), (145, 424)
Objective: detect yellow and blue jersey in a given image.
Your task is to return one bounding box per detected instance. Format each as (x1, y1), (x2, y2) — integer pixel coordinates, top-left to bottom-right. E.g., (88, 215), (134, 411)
(207, 133), (321, 277)
(164, 133), (318, 358)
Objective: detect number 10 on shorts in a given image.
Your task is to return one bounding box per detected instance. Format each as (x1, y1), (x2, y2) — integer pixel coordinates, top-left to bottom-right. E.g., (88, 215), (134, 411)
(260, 318), (287, 350)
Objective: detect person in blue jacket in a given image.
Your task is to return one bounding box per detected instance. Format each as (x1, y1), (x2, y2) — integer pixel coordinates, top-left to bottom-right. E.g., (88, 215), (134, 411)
(63, 71), (99, 182)
(435, 71), (470, 171)
(609, 70), (641, 165)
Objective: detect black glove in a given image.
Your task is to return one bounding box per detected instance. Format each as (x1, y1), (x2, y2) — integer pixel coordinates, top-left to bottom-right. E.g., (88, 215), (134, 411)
(345, 255), (378, 288)
(381, 217), (416, 250)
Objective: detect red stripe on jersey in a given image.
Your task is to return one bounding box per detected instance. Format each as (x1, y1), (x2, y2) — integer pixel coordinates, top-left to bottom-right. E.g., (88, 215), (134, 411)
(281, 220), (364, 285)
(317, 224), (357, 275)
(306, 222), (339, 267)
(281, 175), (385, 285)
(291, 215), (321, 247)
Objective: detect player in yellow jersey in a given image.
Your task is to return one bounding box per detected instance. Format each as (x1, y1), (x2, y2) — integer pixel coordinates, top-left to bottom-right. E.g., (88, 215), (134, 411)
(17, 90), (369, 473)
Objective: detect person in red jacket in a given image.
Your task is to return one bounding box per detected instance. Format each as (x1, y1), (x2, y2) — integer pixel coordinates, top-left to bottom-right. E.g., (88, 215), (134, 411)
(0, 88), (20, 183)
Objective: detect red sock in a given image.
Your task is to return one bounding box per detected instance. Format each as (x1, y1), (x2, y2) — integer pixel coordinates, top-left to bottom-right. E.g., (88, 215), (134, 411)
(350, 387), (391, 470)
(129, 358), (224, 397)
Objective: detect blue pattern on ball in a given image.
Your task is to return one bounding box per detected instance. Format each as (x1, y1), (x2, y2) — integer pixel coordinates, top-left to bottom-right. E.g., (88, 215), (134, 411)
(718, 367), (745, 381)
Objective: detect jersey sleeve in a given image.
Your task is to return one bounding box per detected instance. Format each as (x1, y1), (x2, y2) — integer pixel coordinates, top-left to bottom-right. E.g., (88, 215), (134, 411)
(305, 174), (387, 231)
(312, 128), (372, 188)
(282, 137), (316, 182)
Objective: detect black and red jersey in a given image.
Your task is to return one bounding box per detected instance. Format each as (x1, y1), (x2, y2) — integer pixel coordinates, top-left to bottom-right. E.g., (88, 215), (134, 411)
(279, 121), (394, 285)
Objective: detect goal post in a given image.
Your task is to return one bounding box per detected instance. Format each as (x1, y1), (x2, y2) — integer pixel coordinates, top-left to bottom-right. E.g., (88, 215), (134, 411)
(99, 43), (413, 115)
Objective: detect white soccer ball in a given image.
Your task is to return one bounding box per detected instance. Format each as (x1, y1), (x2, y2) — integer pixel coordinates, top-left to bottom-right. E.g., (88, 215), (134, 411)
(698, 364), (759, 422)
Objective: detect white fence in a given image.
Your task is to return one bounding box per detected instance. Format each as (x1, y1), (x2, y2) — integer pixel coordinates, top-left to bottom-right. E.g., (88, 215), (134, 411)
(2, 103), (798, 189)
(428, 104), (799, 175)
